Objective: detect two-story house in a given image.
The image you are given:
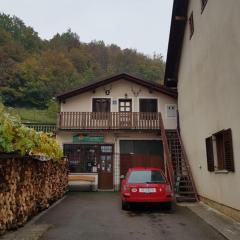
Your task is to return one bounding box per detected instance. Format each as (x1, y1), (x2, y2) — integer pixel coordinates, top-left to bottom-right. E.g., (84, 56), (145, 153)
(56, 73), (178, 191)
(165, 0), (240, 221)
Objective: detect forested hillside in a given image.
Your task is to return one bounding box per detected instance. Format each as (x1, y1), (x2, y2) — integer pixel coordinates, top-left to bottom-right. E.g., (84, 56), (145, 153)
(0, 13), (165, 109)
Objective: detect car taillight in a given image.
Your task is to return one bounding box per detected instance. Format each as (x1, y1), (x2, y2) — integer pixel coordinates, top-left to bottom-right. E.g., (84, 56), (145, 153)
(165, 185), (172, 193)
(131, 188), (137, 193)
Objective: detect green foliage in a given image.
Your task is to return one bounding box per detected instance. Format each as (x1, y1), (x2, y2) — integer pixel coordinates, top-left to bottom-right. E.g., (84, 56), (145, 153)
(7, 107), (57, 124)
(0, 13), (42, 52)
(0, 106), (62, 160)
(0, 13), (165, 109)
(47, 99), (59, 113)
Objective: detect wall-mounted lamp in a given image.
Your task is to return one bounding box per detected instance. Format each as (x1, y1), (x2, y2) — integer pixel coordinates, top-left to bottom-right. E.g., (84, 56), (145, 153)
(124, 93), (128, 99)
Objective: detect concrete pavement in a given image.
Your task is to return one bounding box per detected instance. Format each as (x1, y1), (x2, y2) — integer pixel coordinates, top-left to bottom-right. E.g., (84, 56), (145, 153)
(183, 202), (240, 240)
(36, 192), (225, 240)
(2, 192), (239, 240)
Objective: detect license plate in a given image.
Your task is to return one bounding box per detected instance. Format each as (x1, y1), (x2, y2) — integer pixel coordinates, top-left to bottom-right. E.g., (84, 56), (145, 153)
(139, 188), (156, 193)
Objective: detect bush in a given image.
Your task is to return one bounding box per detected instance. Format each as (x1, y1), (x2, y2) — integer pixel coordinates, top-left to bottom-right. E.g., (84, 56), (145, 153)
(0, 106), (62, 160)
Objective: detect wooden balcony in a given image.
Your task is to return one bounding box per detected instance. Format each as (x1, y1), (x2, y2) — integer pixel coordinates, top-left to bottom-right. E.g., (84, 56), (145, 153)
(58, 112), (162, 130)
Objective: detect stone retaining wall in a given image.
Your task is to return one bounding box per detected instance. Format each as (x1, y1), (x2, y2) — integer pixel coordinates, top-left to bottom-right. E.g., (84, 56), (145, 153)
(0, 156), (68, 235)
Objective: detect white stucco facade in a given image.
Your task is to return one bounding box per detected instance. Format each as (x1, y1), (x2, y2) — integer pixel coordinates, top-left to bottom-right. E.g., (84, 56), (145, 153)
(177, 0), (240, 212)
(60, 79), (177, 129)
(57, 75), (177, 190)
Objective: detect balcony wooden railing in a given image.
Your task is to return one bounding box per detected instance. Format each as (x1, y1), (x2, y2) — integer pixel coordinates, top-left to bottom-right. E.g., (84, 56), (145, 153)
(58, 112), (162, 130)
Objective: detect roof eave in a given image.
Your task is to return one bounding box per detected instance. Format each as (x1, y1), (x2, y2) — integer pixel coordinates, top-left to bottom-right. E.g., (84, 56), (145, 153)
(56, 73), (177, 101)
(164, 0), (189, 88)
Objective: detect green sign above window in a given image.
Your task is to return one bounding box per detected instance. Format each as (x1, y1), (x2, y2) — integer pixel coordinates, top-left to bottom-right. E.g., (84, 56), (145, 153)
(73, 134), (104, 143)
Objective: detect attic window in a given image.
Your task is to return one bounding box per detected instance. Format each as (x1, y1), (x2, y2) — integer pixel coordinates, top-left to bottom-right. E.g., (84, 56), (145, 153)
(189, 12), (194, 39)
(201, 0), (208, 13)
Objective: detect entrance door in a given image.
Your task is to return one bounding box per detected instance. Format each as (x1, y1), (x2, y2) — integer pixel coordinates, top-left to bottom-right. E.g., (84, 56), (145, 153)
(119, 99), (132, 128)
(98, 145), (114, 189)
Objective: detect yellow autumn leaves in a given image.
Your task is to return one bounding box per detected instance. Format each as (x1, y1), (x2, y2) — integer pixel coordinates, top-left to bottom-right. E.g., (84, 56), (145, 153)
(0, 106), (63, 160)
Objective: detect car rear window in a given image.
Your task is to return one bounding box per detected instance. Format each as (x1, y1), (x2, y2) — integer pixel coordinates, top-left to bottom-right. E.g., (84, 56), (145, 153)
(128, 170), (166, 184)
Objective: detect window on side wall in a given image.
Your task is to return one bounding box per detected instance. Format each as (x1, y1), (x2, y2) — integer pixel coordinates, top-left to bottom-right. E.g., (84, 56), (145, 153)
(205, 129), (235, 172)
(201, 0), (208, 13)
(189, 12), (194, 39)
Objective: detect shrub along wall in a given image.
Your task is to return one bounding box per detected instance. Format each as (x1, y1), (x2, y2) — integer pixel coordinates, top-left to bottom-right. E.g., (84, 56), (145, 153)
(0, 156), (68, 235)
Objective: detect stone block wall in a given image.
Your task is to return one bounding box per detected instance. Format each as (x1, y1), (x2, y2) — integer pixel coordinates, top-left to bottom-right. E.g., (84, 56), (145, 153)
(0, 156), (68, 235)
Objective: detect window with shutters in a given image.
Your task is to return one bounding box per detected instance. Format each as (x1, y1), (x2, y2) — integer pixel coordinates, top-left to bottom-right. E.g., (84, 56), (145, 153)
(205, 137), (214, 172)
(205, 129), (235, 172)
(201, 0), (208, 13)
(189, 12), (194, 39)
(92, 98), (110, 112)
(92, 98), (110, 120)
(139, 99), (158, 112)
(139, 99), (158, 120)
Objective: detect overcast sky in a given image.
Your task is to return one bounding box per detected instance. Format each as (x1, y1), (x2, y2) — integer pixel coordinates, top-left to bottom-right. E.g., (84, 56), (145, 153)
(1, 0), (173, 58)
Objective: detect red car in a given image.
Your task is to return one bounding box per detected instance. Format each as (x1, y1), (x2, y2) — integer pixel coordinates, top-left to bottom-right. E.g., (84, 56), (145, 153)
(121, 168), (173, 210)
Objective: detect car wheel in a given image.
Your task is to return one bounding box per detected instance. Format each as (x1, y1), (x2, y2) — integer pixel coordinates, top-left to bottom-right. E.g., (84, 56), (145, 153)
(165, 202), (172, 211)
(122, 201), (129, 210)
(166, 201), (176, 213)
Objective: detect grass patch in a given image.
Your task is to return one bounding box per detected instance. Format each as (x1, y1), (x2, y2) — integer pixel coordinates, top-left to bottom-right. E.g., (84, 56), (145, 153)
(6, 107), (57, 124)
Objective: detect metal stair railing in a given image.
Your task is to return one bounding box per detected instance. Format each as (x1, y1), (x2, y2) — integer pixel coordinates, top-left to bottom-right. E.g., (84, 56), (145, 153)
(159, 114), (175, 190)
(166, 129), (198, 202)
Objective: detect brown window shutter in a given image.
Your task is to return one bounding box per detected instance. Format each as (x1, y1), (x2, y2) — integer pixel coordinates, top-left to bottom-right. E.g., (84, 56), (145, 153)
(223, 129), (235, 172)
(206, 137), (214, 172)
(92, 98), (110, 112)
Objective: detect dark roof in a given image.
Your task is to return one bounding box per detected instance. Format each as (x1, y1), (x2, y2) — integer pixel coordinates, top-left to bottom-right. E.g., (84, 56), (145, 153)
(164, 0), (189, 88)
(56, 73), (177, 101)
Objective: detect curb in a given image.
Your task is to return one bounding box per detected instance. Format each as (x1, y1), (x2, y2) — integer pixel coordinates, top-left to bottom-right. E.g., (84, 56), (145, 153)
(0, 196), (66, 240)
(29, 195), (67, 224)
(181, 202), (240, 240)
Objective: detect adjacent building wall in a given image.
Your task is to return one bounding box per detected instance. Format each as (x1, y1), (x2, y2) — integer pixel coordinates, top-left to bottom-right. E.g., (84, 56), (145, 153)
(178, 0), (240, 212)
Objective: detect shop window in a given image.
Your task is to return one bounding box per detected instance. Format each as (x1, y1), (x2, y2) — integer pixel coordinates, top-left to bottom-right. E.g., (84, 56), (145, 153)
(63, 144), (113, 173)
(205, 129), (234, 172)
(189, 12), (194, 39)
(101, 145), (112, 153)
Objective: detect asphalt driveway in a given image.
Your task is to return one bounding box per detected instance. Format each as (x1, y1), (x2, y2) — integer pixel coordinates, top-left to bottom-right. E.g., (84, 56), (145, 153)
(36, 192), (225, 240)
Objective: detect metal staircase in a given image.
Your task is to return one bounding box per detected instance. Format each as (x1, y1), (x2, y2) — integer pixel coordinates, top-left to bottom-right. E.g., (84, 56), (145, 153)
(166, 130), (198, 202)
